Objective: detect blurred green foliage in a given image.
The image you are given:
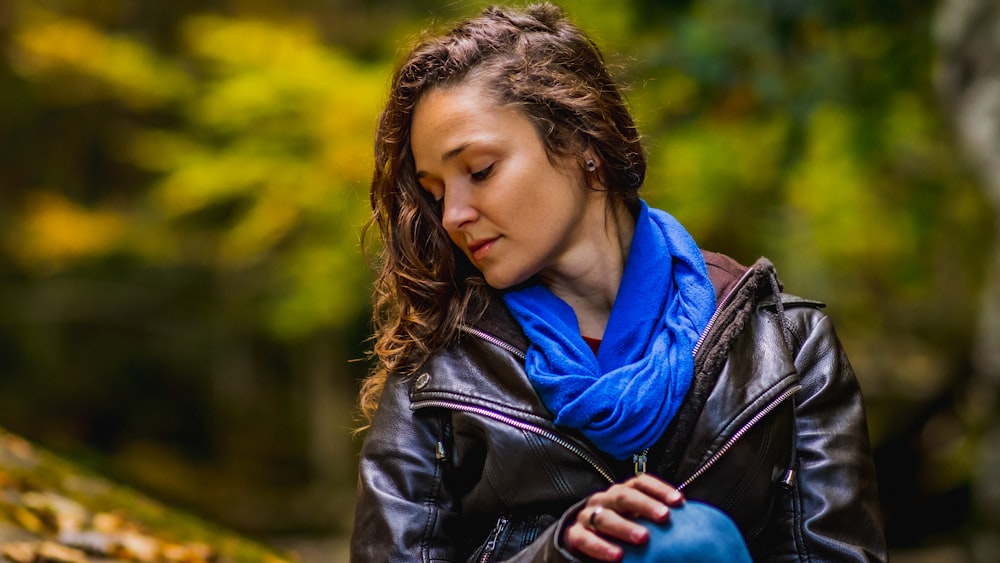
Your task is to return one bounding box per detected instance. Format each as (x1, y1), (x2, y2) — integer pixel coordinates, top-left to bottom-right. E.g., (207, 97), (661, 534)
(4, 3), (383, 338)
(0, 0), (994, 555)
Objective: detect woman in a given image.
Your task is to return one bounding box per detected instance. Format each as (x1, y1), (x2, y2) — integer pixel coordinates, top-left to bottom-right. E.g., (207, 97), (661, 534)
(352, 3), (886, 562)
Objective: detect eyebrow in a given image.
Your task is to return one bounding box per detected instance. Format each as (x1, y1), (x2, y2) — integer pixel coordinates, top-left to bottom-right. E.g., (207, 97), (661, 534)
(442, 142), (471, 162)
(415, 142), (471, 179)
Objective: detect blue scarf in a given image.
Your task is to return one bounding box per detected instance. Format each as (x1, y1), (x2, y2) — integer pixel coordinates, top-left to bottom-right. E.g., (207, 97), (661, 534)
(502, 201), (716, 460)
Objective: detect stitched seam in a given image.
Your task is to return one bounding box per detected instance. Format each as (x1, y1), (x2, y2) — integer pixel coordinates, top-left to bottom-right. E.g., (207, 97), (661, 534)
(791, 460), (812, 562)
(523, 430), (574, 497)
(788, 393), (813, 562)
(722, 415), (774, 511)
(743, 422), (778, 542)
(521, 515), (541, 548)
(496, 519), (514, 562)
(484, 462), (514, 507)
(785, 315), (807, 356)
(420, 412), (447, 563)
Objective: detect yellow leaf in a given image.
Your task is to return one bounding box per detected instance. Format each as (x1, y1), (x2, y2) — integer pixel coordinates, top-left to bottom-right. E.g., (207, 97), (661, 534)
(8, 191), (127, 272)
(11, 14), (189, 108)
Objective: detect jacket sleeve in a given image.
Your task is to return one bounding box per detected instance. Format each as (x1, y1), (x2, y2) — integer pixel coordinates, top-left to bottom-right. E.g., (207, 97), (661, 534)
(764, 307), (887, 562)
(351, 374), (466, 562)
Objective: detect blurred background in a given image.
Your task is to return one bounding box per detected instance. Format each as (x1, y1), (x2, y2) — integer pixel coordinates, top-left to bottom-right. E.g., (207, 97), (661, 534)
(0, 0), (997, 561)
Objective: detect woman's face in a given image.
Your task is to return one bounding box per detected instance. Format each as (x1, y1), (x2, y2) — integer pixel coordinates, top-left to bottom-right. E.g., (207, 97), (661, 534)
(410, 81), (605, 290)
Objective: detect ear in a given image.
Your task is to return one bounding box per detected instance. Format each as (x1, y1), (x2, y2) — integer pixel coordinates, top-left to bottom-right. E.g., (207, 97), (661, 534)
(579, 148), (606, 190)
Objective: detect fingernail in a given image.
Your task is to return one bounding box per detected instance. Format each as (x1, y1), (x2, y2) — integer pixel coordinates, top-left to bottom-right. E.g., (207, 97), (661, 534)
(667, 489), (684, 503)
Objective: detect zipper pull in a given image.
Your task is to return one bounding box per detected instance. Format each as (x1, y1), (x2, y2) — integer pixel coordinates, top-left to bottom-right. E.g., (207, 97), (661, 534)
(779, 467), (796, 489)
(633, 450), (648, 475)
(480, 516), (509, 563)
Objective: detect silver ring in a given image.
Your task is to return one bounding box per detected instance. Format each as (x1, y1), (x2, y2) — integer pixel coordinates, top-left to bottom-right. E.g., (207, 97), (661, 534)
(589, 506), (603, 529)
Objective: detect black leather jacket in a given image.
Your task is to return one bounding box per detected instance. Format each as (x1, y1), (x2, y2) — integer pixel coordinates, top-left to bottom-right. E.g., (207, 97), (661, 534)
(352, 253), (887, 562)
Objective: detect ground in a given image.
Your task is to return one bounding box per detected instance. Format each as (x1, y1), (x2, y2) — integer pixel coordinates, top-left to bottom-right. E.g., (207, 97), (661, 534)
(0, 428), (293, 563)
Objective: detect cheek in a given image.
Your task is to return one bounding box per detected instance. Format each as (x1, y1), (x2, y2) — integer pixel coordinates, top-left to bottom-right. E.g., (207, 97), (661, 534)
(443, 228), (467, 254)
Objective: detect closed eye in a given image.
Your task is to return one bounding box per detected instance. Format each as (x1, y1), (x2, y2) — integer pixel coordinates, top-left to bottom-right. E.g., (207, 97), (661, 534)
(471, 164), (494, 182)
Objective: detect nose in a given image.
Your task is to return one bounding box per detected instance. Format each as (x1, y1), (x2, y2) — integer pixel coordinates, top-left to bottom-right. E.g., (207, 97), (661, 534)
(440, 184), (478, 234)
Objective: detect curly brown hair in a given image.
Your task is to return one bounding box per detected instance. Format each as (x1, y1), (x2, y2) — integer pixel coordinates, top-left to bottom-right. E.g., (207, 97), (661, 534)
(358, 2), (647, 425)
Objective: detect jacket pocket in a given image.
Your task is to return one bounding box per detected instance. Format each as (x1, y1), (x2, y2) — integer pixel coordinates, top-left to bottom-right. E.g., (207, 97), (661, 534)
(467, 513), (557, 562)
(681, 399), (795, 542)
(471, 515), (510, 563)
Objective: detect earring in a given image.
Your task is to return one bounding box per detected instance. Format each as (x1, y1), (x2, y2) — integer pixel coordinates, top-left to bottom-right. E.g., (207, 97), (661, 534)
(585, 159), (597, 172)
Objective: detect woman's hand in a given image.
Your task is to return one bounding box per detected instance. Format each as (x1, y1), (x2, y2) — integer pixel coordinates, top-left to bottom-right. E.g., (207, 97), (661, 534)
(564, 474), (685, 562)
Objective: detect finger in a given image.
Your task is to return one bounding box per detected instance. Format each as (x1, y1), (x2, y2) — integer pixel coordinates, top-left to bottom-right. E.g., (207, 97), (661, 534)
(624, 474), (685, 506)
(586, 504), (651, 546)
(564, 520), (623, 562)
(596, 483), (672, 523)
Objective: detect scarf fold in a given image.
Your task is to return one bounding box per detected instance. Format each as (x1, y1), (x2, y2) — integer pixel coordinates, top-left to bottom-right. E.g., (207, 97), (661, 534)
(502, 201), (716, 459)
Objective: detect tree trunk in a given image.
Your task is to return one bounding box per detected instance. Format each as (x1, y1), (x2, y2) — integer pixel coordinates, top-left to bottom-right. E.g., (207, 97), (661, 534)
(934, 0), (1000, 559)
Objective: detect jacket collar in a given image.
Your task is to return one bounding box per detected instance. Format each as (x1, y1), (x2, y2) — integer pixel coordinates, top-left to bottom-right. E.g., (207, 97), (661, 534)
(411, 252), (805, 479)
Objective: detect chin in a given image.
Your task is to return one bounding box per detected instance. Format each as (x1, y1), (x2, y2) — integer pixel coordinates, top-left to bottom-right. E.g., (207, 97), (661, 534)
(482, 268), (532, 291)
(483, 276), (514, 290)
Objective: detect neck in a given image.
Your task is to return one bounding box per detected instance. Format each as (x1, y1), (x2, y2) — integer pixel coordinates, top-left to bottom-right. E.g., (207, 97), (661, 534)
(541, 201), (635, 339)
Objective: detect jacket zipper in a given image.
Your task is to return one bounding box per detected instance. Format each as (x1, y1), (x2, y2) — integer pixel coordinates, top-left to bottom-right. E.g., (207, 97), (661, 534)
(461, 326), (526, 360)
(633, 450), (648, 475)
(676, 384), (801, 491)
(649, 267), (752, 476)
(457, 297), (791, 489)
(692, 266), (755, 358)
(413, 398), (615, 483)
(479, 516), (509, 563)
(455, 326), (613, 482)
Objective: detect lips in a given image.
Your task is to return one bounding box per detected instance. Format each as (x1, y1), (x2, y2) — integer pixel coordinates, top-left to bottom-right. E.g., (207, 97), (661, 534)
(467, 237), (498, 261)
